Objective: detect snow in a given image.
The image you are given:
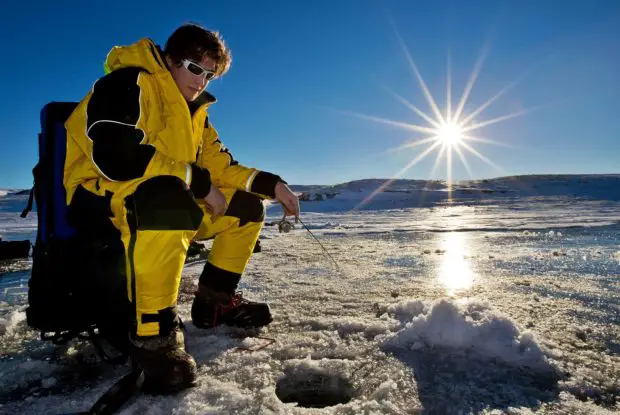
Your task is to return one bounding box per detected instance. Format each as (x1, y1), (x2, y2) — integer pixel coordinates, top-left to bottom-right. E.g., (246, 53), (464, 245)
(381, 299), (554, 374)
(0, 308), (26, 336)
(1, 175), (619, 413)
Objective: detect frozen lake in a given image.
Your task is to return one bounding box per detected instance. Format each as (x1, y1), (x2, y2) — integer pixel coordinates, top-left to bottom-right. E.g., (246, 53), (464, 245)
(1, 187), (619, 413)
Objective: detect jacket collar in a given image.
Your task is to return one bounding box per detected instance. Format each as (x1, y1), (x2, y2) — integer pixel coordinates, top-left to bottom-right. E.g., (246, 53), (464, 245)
(194, 90), (217, 106)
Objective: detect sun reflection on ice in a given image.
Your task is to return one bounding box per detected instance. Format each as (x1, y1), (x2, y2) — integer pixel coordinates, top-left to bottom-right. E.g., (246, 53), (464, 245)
(438, 232), (474, 295)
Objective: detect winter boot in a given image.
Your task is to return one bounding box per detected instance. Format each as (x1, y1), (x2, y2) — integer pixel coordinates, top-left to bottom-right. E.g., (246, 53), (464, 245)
(253, 239), (262, 253)
(131, 327), (197, 394)
(191, 284), (273, 330)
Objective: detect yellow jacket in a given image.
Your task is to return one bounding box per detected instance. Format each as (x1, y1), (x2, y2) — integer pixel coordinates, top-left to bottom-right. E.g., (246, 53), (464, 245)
(64, 38), (282, 204)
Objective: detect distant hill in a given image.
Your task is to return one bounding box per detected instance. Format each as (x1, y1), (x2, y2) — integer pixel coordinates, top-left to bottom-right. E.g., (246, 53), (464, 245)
(0, 189), (28, 197)
(2, 174), (620, 214)
(11, 189), (31, 196)
(288, 174), (620, 212)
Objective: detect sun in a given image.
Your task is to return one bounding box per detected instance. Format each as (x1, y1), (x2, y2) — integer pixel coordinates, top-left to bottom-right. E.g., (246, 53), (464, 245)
(437, 122), (464, 146)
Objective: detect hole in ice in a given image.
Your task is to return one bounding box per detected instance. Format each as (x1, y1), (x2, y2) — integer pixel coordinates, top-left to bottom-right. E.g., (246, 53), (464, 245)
(275, 368), (353, 408)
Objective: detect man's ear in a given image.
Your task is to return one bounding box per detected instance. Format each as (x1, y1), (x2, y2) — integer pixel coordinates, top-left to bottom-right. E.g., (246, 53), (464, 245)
(165, 55), (175, 67)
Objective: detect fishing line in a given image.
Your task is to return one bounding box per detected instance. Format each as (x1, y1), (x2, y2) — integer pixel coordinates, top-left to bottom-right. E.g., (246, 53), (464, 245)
(277, 212), (341, 273)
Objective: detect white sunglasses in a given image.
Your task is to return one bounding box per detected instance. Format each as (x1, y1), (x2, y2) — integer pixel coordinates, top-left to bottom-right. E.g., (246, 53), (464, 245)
(182, 59), (216, 80)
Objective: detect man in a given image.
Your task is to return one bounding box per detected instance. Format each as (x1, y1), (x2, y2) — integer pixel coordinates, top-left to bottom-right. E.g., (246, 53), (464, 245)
(63, 23), (300, 393)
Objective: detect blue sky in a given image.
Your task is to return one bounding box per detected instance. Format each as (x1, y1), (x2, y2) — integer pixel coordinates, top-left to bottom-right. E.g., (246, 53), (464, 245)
(1, 0), (618, 188)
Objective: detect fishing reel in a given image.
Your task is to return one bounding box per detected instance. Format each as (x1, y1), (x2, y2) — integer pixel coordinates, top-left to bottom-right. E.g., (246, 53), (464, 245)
(277, 213), (295, 233)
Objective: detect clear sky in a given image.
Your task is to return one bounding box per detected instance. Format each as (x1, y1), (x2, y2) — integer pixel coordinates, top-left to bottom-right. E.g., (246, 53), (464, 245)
(1, 0), (618, 188)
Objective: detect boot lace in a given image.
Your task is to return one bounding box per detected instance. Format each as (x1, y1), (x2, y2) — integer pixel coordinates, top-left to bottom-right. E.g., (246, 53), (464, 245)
(213, 291), (246, 331)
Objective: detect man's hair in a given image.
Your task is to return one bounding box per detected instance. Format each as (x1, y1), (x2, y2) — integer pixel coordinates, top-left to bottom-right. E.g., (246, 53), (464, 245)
(164, 23), (232, 77)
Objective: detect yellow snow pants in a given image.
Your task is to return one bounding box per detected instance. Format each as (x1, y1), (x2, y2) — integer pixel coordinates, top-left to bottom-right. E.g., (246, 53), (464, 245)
(99, 175), (264, 337)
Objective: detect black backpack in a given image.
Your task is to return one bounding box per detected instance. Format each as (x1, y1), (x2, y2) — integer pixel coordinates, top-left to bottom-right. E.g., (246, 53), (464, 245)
(23, 102), (130, 361)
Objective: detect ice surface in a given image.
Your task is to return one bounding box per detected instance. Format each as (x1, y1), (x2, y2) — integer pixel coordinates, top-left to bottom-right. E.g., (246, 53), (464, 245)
(0, 191), (37, 242)
(0, 176), (619, 413)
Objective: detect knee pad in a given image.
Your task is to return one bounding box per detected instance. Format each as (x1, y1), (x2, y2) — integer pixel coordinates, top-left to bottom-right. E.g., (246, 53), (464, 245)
(225, 191), (265, 226)
(125, 176), (204, 232)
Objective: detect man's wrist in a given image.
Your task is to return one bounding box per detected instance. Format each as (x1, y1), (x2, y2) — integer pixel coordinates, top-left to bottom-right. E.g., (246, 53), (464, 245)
(190, 164), (212, 198)
(250, 171), (286, 198)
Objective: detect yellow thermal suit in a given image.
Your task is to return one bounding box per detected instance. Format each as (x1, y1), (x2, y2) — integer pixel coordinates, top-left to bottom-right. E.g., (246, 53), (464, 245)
(64, 39), (283, 337)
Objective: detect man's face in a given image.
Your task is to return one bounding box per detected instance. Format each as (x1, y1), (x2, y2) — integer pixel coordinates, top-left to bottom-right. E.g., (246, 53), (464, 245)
(167, 55), (216, 102)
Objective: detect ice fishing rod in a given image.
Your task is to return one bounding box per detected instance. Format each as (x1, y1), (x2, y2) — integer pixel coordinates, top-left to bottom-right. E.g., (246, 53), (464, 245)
(277, 213), (341, 272)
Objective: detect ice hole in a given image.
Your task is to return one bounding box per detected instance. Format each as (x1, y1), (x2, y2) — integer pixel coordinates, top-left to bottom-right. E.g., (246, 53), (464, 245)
(275, 370), (353, 408)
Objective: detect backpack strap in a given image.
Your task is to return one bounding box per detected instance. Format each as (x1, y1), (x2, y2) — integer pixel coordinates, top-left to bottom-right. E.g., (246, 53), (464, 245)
(59, 366), (144, 415)
(41, 329), (83, 345)
(41, 327), (128, 364)
(87, 367), (144, 415)
(82, 327), (129, 365)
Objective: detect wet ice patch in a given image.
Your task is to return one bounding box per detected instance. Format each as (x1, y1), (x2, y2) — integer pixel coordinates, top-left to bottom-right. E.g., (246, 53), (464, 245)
(382, 299), (555, 373)
(384, 255), (420, 267)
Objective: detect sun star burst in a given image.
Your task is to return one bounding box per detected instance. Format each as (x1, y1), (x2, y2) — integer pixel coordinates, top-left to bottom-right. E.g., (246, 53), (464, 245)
(437, 122), (463, 146)
(346, 25), (542, 209)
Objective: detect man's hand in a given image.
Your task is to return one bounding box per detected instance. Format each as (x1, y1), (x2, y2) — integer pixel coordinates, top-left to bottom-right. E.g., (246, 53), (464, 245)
(275, 181), (300, 220)
(204, 184), (227, 221)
